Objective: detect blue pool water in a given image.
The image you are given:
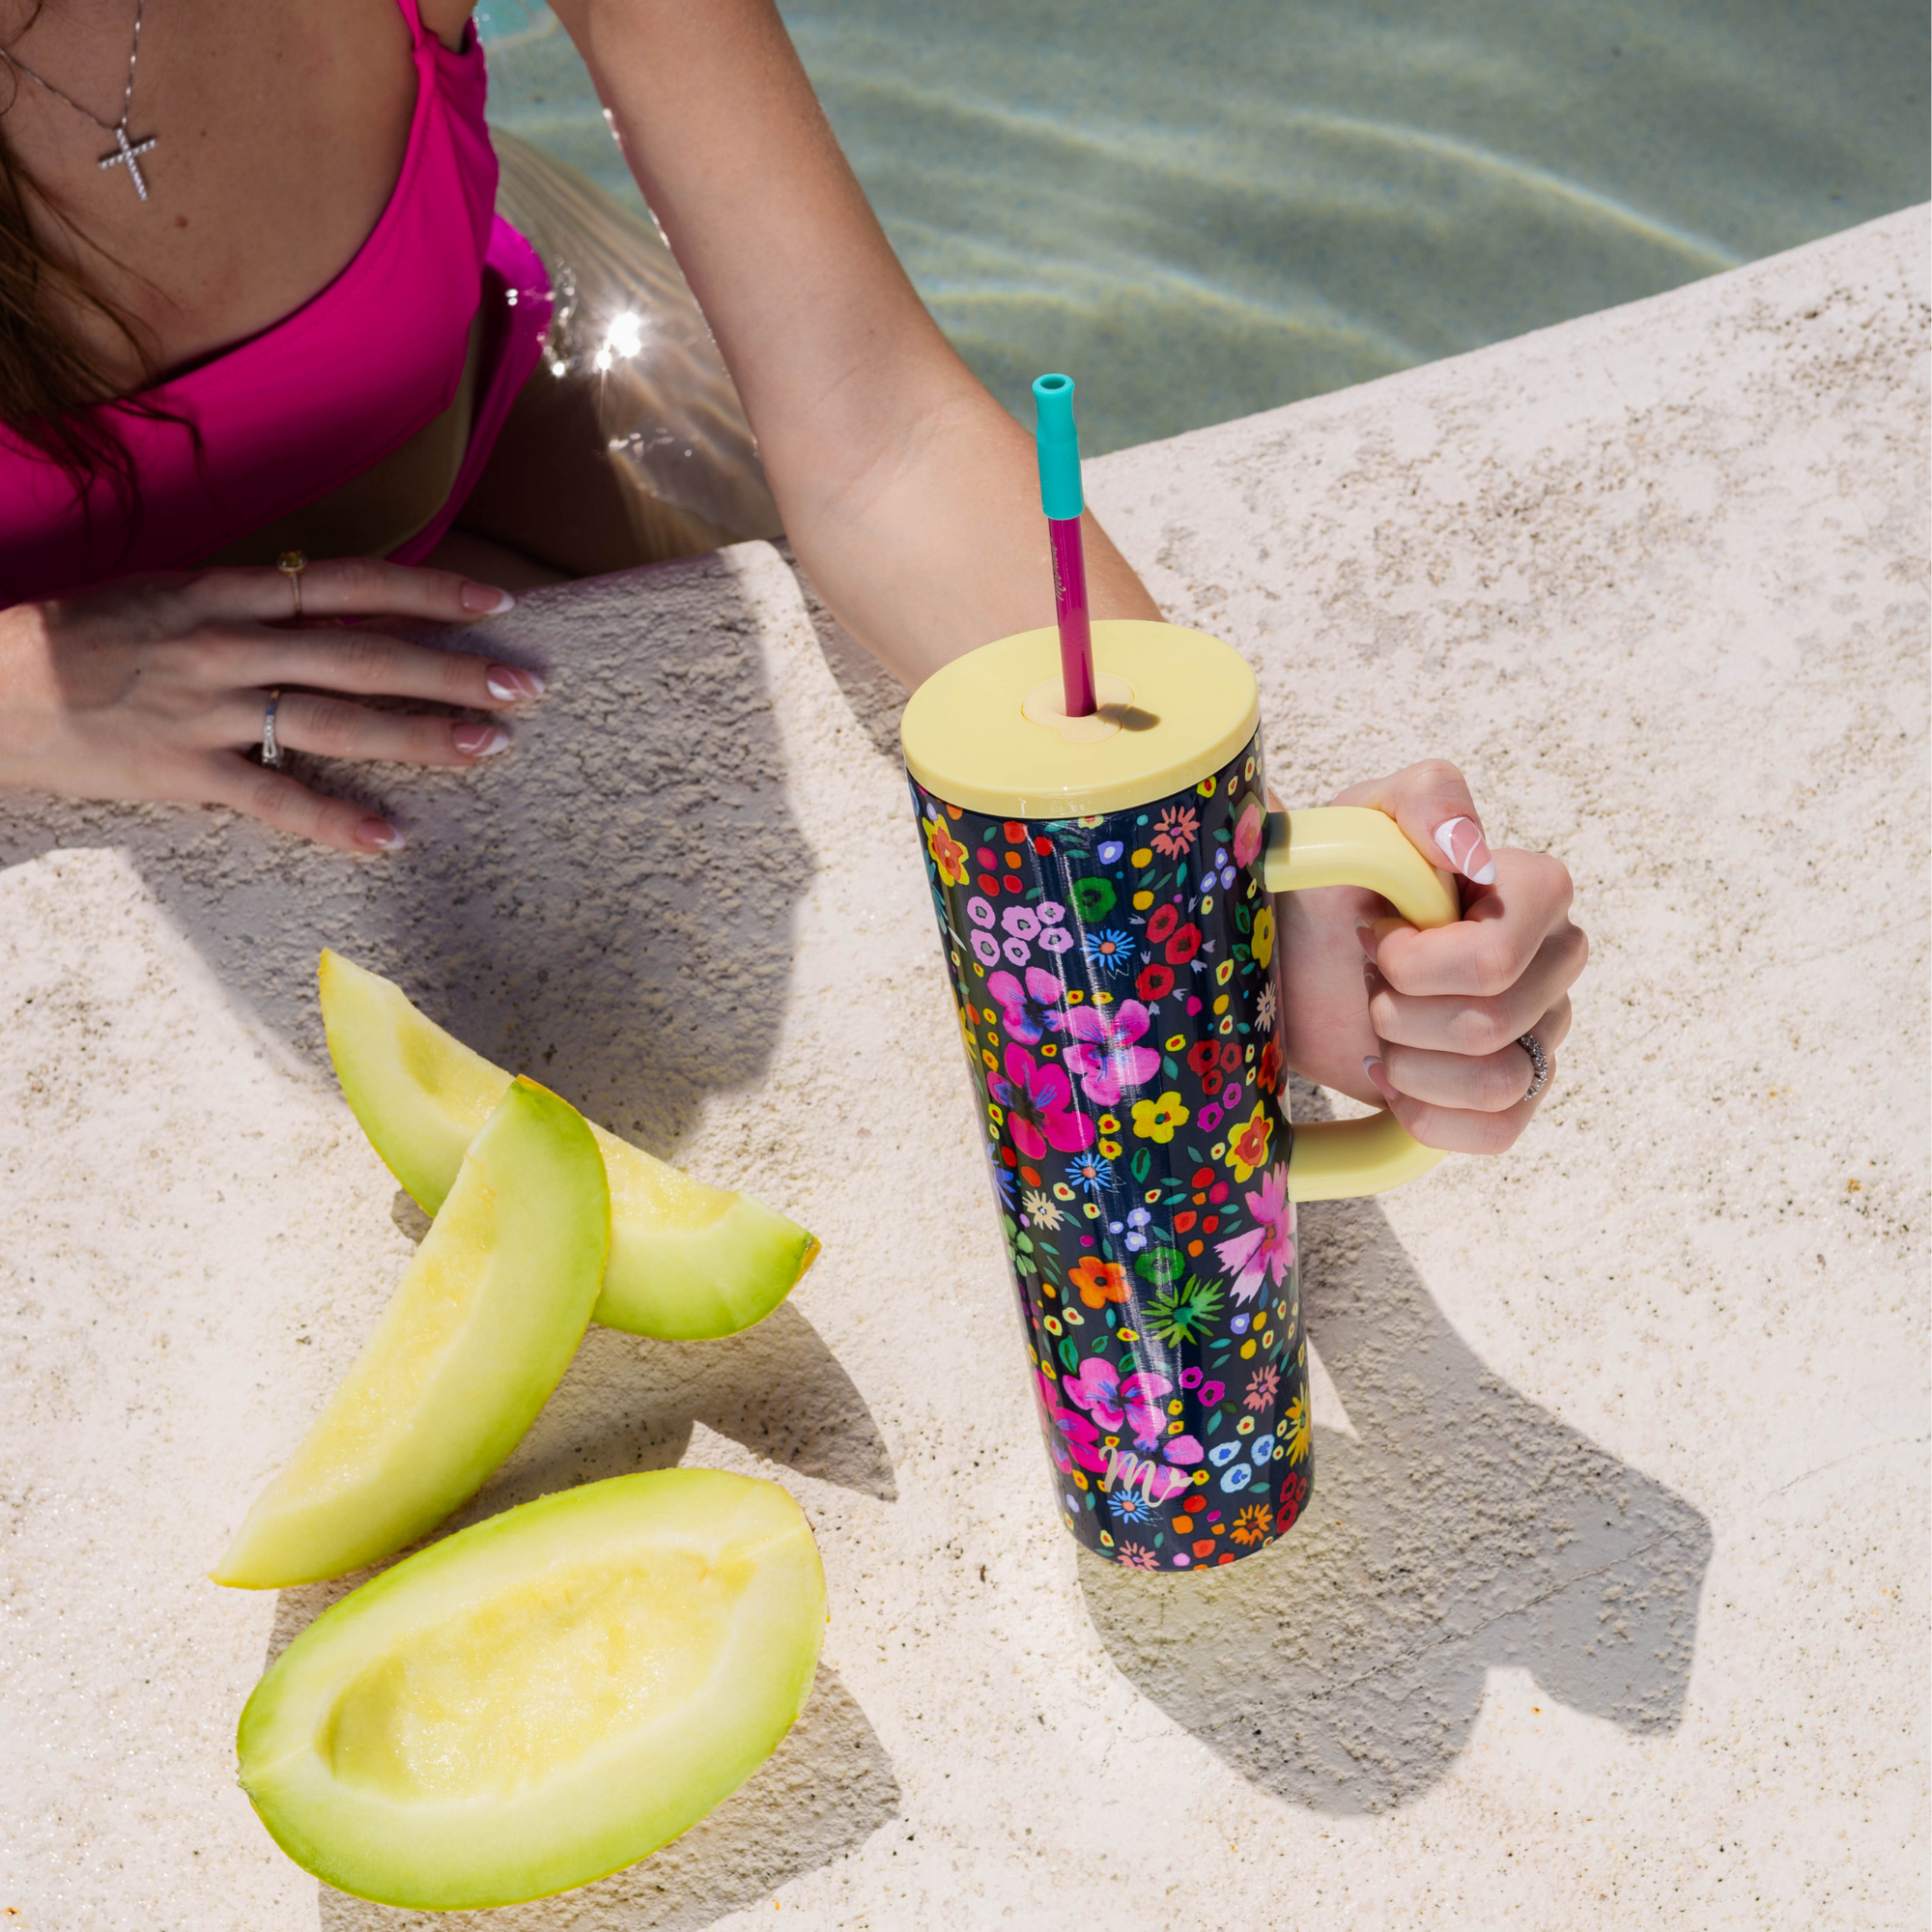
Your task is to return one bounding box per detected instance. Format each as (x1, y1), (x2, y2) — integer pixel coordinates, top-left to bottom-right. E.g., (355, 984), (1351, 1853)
(476, 0), (1927, 454)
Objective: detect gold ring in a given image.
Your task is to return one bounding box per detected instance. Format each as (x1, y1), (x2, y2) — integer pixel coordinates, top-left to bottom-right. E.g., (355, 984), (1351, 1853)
(277, 550), (306, 620)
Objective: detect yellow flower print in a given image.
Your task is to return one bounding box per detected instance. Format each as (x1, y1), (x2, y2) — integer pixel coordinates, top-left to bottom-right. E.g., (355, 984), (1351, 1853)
(1098, 1137), (1122, 1158)
(1226, 1098), (1273, 1181)
(924, 812), (970, 887)
(1281, 1393), (1310, 1464)
(1131, 1093), (1190, 1143)
(1231, 1502), (1271, 1547)
(1251, 903), (1275, 970)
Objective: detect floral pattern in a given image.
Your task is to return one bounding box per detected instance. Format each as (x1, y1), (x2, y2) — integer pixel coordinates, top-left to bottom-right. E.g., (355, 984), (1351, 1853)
(912, 739), (1312, 1570)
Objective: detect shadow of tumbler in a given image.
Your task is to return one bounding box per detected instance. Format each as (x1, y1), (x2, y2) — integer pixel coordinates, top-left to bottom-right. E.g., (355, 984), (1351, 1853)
(1079, 1182), (1711, 1813)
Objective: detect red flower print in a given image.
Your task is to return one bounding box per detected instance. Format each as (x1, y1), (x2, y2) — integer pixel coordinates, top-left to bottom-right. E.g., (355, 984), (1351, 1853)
(1067, 1256), (1129, 1309)
(1135, 962), (1174, 1001)
(1276, 1471), (1310, 1534)
(1257, 1037), (1282, 1093)
(1164, 922), (1203, 966)
(991, 1047), (1096, 1159)
(924, 813), (970, 886)
(1226, 1099), (1274, 1182)
(1147, 903), (1179, 945)
(1185, 1040), (1219, 1075)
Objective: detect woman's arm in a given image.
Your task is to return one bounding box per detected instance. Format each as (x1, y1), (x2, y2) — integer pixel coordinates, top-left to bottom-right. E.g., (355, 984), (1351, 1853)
(545, 0), (1157, 687)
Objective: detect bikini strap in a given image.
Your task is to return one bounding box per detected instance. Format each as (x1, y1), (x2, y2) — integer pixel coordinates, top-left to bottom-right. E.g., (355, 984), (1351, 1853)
(391, 0), (429, 44)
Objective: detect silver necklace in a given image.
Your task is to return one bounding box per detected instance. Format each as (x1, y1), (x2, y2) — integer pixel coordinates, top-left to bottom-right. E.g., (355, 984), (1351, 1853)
(0, 0), (156, 202)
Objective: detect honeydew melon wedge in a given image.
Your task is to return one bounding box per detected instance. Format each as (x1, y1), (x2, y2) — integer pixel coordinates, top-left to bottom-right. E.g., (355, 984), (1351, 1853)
(238, 1469), (826, 1910)
(318, 950), (818, 1340)
(213, 1077), (610, 1589)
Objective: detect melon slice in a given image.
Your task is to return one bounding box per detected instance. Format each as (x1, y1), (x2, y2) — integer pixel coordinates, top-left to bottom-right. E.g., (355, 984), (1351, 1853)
(318, 951), (818, 1340)
(238, 1469), (826, 1910)
(213, 1077), (610, 1589)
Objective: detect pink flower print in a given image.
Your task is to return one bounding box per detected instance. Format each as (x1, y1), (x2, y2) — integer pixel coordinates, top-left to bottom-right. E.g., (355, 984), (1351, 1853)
(1063, 1356), (1125, 1430)
(1233, 797), (1265, 868)
(1151, 804), (1199, 858)
(985, 965), (1065, 1046)
(990, 1046), (1095, 1159)
(1117, 1541), (1158, 1571)
(1213, 1162), (1295, 1303)
(1063, 1360), (1175, 1450)
(1063, 999), (1161, 1105)
(1034, 1367), (1108, 1475)
(1120, 1371), (1175, 1450)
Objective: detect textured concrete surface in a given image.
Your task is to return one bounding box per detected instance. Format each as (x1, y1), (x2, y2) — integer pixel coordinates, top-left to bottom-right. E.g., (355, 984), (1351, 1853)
(1, 206), (1925, 1929)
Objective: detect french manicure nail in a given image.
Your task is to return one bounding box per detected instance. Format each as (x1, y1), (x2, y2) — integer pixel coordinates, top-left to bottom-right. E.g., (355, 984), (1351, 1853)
(485, 665), (546, 702)
(461, 582), (517, 615)
(355, 817), (406, 852)
(452, 724), (512, 758)
(1434, 815), (1496, 885)
(1354, 916), (1379, 965)
(1363, 1055), (1398, 1104)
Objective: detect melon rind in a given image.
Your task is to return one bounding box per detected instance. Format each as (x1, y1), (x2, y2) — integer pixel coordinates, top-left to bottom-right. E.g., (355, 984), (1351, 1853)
(213, 1077), (610, 1589)
(318, 951), (817, 1339)
(237, 1469), (827, 1909)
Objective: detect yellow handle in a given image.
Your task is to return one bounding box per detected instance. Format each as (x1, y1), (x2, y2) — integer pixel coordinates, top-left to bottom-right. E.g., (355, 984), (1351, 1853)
(1262, 808), (1460, 1203)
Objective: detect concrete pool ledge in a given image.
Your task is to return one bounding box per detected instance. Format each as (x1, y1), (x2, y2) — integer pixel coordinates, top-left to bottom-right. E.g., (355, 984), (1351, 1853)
(0, 208), (1925, 1927)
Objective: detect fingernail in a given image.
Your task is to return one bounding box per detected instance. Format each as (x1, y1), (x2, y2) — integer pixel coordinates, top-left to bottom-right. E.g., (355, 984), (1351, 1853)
(461, 582), (517, 615)
(355, 818), (406, 852)
(486, 665), (546, 702)
(1434, 815), (1496, 886)
(452, 724), (512, 758)
(1363, 1055), (1398, 1104)
(1354, 917), (1378, 965)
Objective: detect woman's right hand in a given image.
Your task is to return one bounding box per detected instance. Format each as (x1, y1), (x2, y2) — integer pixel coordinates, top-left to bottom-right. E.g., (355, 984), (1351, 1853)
(0, 559), (544, 853)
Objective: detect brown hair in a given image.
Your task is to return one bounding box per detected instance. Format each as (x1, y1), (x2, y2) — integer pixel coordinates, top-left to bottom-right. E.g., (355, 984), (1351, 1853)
(0, 24), (179, 524)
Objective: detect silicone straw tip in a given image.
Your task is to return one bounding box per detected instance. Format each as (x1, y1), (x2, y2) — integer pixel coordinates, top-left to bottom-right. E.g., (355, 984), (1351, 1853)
(1033, 372), (1083, 521)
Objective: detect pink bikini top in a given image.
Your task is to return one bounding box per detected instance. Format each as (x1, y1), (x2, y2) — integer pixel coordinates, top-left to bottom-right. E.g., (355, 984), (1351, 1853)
(0, 0), (551, 602)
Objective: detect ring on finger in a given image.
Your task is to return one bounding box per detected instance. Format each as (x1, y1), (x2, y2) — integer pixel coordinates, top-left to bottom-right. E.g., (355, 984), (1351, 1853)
(1517, 1032), (1549, 1102)
(259, 689), (285, 769)
(277, 550), (307, 621)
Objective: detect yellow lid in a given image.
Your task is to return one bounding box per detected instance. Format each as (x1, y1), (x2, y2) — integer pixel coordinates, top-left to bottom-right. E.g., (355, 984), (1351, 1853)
(900, 620), (1261, 817)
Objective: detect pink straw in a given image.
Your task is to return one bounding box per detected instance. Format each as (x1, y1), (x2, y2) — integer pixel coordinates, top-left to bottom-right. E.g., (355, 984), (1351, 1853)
(1049, 517), (1096, 717)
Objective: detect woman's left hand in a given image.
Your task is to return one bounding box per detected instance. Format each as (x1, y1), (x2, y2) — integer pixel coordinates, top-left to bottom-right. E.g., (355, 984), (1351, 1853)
(1275, 760), (1587, 1153)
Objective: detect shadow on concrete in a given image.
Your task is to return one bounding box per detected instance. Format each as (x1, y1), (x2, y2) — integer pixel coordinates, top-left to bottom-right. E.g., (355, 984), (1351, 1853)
(777, 545), (909, 766)
(0, 552), (808, 1155)
(1077, 1085), (1712, 1814)
(381, 1244), (897, 1508)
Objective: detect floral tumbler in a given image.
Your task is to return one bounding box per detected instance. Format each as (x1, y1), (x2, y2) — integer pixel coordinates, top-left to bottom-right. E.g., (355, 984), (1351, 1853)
(902, 619), (1459, 1571)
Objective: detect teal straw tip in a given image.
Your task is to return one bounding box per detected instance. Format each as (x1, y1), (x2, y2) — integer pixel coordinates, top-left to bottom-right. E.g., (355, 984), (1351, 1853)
(1032, 372), (1083, 520)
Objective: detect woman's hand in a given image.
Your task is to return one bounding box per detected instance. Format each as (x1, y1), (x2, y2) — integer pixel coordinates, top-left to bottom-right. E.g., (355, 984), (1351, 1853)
(1276, 760), (1587, 1153)
(0, 560), (543, 853)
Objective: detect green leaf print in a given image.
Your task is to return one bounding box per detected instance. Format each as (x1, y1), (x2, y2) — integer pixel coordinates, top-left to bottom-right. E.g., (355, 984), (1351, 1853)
(1148, 1274), (1225, 1346)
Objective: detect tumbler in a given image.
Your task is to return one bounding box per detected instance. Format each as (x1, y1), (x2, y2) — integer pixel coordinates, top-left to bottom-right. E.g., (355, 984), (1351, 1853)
(902, 619), (1458, 1571)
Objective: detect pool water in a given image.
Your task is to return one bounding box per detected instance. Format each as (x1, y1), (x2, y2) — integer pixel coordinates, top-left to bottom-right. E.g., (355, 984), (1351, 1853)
(476, 0), (1927, 455)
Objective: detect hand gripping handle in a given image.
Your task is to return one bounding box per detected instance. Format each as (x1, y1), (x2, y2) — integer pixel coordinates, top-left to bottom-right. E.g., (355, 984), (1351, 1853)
(1263, 807), (1460, 1203)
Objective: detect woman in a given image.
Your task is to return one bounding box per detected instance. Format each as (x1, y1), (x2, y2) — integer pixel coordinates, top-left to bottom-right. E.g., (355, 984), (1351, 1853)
(0, 0), (1583, 1151)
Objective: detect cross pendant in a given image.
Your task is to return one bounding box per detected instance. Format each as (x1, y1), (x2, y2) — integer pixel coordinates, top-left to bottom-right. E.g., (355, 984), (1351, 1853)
(98, 124), (157, 201)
